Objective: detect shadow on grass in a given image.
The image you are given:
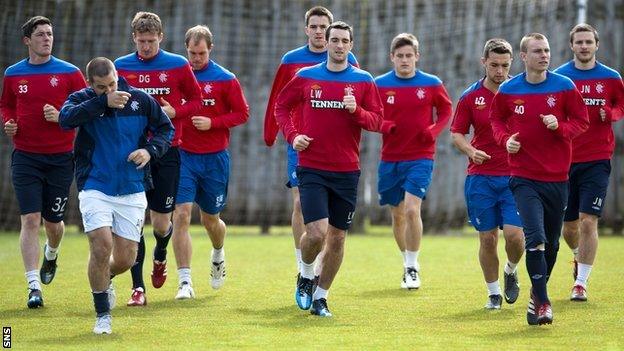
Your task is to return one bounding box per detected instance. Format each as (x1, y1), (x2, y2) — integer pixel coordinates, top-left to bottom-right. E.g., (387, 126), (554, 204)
(35, 331), (124, 345)
(358, 288), (416, 299)
(233, 304), (355, 329)
(439, 306), (517, 322)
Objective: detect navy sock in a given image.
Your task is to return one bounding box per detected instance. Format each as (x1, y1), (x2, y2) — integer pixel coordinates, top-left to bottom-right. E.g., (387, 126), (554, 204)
(544, 242), (559, 282)
(526, 250), (549, 304)
(93, 291), (110, 316)
(153, 224), (172, 262)
(130, 235), (145, 290)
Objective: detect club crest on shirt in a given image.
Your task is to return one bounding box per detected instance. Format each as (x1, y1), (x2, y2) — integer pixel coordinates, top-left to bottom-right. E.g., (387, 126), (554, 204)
(416, 88), (425, 100)
(546, 95), (556, 108)
(595, 82), (604, 94)
(159, 72), (168, 83)
(203, 83), (213, 94)
(131, 100), (139, 111)
(49, 75), (59, 87)
(386, 91), (396, 104)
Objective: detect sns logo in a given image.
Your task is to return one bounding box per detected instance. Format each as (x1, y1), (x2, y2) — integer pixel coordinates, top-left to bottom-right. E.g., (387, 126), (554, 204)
(416, 88), (426, 100)
(310, 84), (322, 99)
(50, 75), (59, 87)
(204, 83), (213, 94)
(513, 99), (525, 115)
(546, 95), (556, 108)
(595, 82), (604, 94)
(159, 72), (168, 83)
(386, 91), (396, 104)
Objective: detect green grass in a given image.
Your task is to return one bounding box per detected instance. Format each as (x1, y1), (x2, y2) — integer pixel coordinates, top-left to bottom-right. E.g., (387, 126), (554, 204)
(1, 227), (623, 350)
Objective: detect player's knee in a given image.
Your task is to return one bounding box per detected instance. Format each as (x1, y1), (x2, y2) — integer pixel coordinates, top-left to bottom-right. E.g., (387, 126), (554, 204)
(391, 210), (406, 226)
(562, 221), (579, 237)
(201, 213), (221, 231)
(20, 213), (42, 233)
(90, 243), (112, 264)
(326, 231), (346, 248)
(43, 220), (64, 236)
(480, 232), (497, 251)
(404, 206), (421, 222)
(579, 214), (598, 234)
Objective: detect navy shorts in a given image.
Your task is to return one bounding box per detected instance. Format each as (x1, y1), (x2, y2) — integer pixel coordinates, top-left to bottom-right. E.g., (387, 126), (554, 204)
(177, 149), (229, 215)
(285, 144), (298, 188)
(464, 175), (522, 232)
(297, 167), (360, 231)
(377, 159), (434, 206)
(11, 150), (74, 222)
(146, 146), (180, 213)
(564, 159), (610, 221)
(509, 176), (568, 249)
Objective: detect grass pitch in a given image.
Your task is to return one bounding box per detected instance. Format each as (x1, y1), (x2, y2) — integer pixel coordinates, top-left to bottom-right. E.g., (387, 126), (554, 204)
(1, 226), (623, 350)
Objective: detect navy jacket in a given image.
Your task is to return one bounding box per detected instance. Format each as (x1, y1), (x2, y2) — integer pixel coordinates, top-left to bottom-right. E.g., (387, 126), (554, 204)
(60, 77), (174, 196)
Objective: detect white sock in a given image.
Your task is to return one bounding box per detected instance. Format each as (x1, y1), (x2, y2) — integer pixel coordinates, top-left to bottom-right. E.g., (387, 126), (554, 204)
(212, 247), (224, 263)
(401, 250), (407, 266)
(575, 263), (592, 288)
(295, 248), (302, 271)
(406, 250), (420, 271)
(45, 241), (59, 260)
(312, 286), (328, 301)
(313, 251), (323, 277)
(300, 260), (315, 280)
(486, 280), (501, 296)
(25, 270), (41, 291)
(504, 261), (517, 275)
(572, 247), (579, 259)
(178, 268), (192, 285)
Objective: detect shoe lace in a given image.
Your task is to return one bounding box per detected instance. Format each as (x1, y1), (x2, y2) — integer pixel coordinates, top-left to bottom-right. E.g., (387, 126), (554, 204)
(317, 298), (329, 310)
(538, 303), (551, 315)
(407, 268), (418, 280)
(298, 277), (314, 295)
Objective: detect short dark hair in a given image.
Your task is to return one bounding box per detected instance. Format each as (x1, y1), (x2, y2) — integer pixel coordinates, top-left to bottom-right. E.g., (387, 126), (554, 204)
(185, 25), (213, 47)
(390, 33), (418, 54)
(305, 6), (333, 26)
(483, 38), (513, 59)
(22, 16), (52, 38)
(325, 21), (353, 42)
(569, 23), (599, 44)
(86, 57), (115, 82)
(131, 11), (163, 35)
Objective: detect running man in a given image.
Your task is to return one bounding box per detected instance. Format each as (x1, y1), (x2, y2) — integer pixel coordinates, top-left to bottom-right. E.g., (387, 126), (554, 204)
(450, 38), (523, 309)
(115, 11), (202, 305)
(374, 33), (452, 290)
(555, 23), (624, 302)
(0, 16), (86, 308)
(490, 33), (589, 325)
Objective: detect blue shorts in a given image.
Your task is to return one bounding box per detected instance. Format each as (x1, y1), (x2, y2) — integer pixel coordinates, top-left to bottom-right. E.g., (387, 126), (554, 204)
(464, 175), (522, 232)
(11, 150), (74, 222)
(377, 159), (434, 206)
(564, 159), (610, 221)
(297, 167), (360, 231)
(286, 144), (298, 188)
(176, 149), (229, 215)
(509, 176), (568, 250)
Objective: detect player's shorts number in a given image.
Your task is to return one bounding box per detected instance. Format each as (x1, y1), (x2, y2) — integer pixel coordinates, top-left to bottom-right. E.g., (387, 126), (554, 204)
(18, 85), (28, 93)
(51, 197), (68, 213)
